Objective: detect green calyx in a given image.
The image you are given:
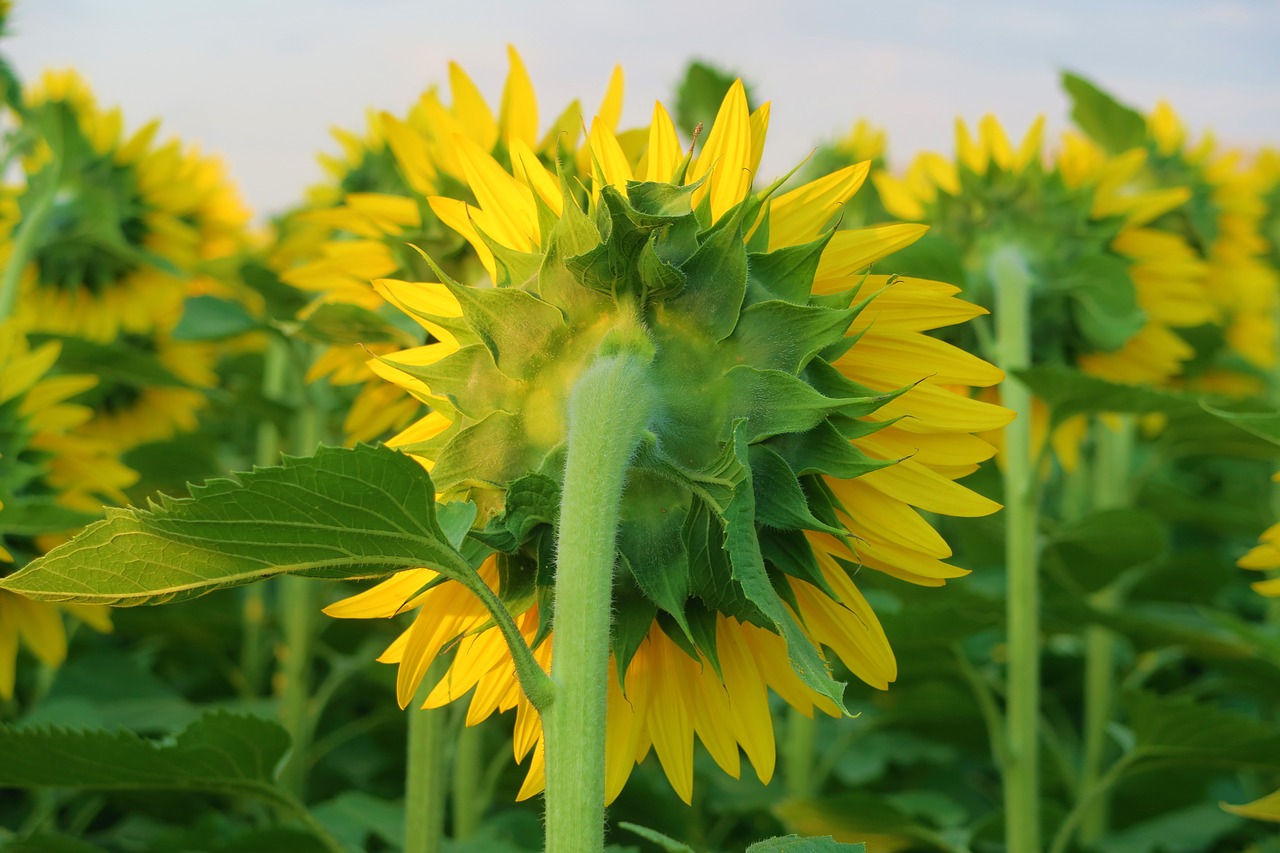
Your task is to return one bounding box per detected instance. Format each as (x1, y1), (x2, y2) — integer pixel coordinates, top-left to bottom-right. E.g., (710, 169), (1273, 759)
(395, 177), (906, 710)
(892, 157), (1147, 365)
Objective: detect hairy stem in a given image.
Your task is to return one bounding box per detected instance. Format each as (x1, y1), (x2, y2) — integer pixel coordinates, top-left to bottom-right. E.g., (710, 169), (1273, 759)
(543, 350), (652, 853)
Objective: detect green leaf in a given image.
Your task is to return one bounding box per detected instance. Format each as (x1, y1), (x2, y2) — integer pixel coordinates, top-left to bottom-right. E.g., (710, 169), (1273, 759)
(1043, 508), (1167, 594)
(0, 711), (293, 806)
(0, 497), (98, 538)
(1201, 404), (1280, 447)
(1061, 72), (1148, 155)
(673, 61), (755, 138)
(748, 836), (867, 852)
(1053, 255), (1145, 352)
(172, 295), (261, 342)
(296, 301), (415, 346)
(43, 335), (188, 389)
(617, 822), (697, 852)
(311, 791), (405, 850)
(1015, 365), (1205, 425)
(1096, 801), (1242, 853)
(725, 366), (853, 442)
(475, 473), (559, 552)
(2, 443), (553, 711)
(749, 445), (843, 535)
(1125, 691), (1280, 770)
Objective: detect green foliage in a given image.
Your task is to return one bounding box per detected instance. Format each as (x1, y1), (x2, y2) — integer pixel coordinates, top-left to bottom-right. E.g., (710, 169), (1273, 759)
(1060, 72), (1148, 155)
(0, 711), (293, 806)
(1015, 365), (1207, 425)
(673, 61), (755, 137)
(172, 296), (261, 342)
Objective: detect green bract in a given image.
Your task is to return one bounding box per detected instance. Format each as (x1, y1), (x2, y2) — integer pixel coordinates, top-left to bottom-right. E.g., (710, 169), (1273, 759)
(388, 176), (905, 709)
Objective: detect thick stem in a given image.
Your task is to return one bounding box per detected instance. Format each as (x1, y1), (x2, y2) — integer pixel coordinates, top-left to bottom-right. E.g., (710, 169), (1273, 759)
(278, 352), (325, 797)
(0, 187), (54, 321)
(543, 351), (652, 853)
(451, 718), (484, 840)
(405, 664), (448, 853)
(242, 339), (292, 697)
(991, 244), (1041, 853)
(784, 708), (817, 797)
(1077, 416), (1133, 845)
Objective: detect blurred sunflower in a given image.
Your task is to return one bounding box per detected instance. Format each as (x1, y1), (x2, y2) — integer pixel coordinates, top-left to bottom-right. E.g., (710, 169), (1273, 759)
(7, 69), (248, 342)
(276, 47), (633, 444)
(1239, 472), (1280, 597)
(0, 325), (130, 698)
(327, 80), (1009, 803)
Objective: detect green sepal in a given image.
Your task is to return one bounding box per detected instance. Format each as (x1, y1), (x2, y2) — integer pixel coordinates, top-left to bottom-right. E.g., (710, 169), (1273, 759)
(429, 411), (550, 496)
(685, 599), (723, 678)
(683, 497), (764, 625)
(718, 421), (849, 713)
(637, 232), (687, 300)
(532, 527), (557, 648)
(749, 444), (846, 535)
(472, 473), (559, 553)
(664, 204), (748, 341)
(442, 280), (566, 381)
(730, 301), (856, 374)
(383, 344), (521, 420)
(472, 225), (544, 288)
(617, 469), (695, 644)
(760, 527), (838, 600)
(724, 366), (849, 443)
(612, 587), (658, 691)
(768, 421), (899, 479)
(746, 231), (833, 304)
(804, 358), (910, 420)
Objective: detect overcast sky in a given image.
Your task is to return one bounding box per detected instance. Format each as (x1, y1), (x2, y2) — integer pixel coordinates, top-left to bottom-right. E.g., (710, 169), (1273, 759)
(11, 0), (1279, 218)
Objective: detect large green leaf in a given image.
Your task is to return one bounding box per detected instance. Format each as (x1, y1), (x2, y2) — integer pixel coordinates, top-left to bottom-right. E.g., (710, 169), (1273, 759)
(0, 712), (292, 806)
(1202, 404), (1280, 447)
(172, 295), (261, 342)
(1125, 691), (1280, 770)
(1043, 508), (1167, 594)
(748, 836), (867, 852)
(1061, 72), (1148, 155)
(1015, 365), (1206, 425)
(1, 444), (553, 710)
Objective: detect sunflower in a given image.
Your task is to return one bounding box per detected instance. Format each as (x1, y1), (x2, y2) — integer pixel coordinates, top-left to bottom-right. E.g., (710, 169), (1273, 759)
(0, 325), (129, 698)
(7, 69), (249, 343)
(326, 80), (1009, 803)
(874, 116), (1209, 389)
(1142, 103), (1277, 387)
(275, 47), (631, 444)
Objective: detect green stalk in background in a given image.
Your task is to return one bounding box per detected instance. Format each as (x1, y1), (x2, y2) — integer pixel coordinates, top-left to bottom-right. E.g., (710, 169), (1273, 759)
(542, 348), (652, 853)
(451, 718), (484, 841)
(990, 244), (1042, 853)
(406, 662), (449, 853)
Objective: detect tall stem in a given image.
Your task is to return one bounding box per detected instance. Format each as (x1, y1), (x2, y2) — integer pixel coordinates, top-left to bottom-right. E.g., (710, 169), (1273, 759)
(1077, 416), (1133, 844)
(452, 718), (484, 840)
(405, 663), (448, 853)
(242, 338), (291, 697)
(991, 244), (1041, 853)
(543, 350), (652, 853)
(784, 708), (817, 797)
(278, 348), (325, 797)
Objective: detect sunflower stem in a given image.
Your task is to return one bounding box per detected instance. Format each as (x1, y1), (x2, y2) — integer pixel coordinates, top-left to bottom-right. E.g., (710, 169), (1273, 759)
(990, 244), (1042, 853)
(451, 717), (484, 840)
(1077, 416), (1133, 845)
(406, 663), (449, 853)
(0, 182), (55, 322)
(278, 345), (327, 798)
(784, 707), (818, 797)
(544, 349), (652, 853)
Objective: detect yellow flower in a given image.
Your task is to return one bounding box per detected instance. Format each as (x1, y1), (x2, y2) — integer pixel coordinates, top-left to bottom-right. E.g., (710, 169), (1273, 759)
(874, 116), (1209, 388)
(0, 324), (124, 697)
(275, 47), (630, 444)
(327, 79), (1009, 804)
(9, 69), (250, 343)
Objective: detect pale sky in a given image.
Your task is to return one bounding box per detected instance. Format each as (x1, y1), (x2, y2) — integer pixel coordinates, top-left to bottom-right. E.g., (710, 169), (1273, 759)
(11, 0), (1280, 218)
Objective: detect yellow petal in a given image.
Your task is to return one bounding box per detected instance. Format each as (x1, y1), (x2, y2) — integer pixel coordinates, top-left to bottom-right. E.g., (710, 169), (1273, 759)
(596, 65), (625, 131)
(768, 163), (871, 250)
(589, 118), (634, 192)
(689, 79), (752, 222)
(815, 223), (930, 279)
(643, 101), (683, 183)
(448, 61), (498, 151)
(499, 45), (538, 148)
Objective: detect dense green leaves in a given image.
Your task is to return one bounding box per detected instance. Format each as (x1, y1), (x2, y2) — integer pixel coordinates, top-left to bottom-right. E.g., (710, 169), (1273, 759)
(1015, 365), (1206, 424)
(172, 295), (261, 342)
(0, 712), (293, 806)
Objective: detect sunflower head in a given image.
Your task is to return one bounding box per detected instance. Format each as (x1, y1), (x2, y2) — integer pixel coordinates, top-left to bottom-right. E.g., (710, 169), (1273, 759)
(332, 78), (1009, 802)
(874, 116), (1209, 386)
(10, 69), (249, 342)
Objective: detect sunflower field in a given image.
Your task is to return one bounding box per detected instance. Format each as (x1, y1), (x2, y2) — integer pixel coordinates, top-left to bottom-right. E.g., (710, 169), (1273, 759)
(1, 8), (1280, 853)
